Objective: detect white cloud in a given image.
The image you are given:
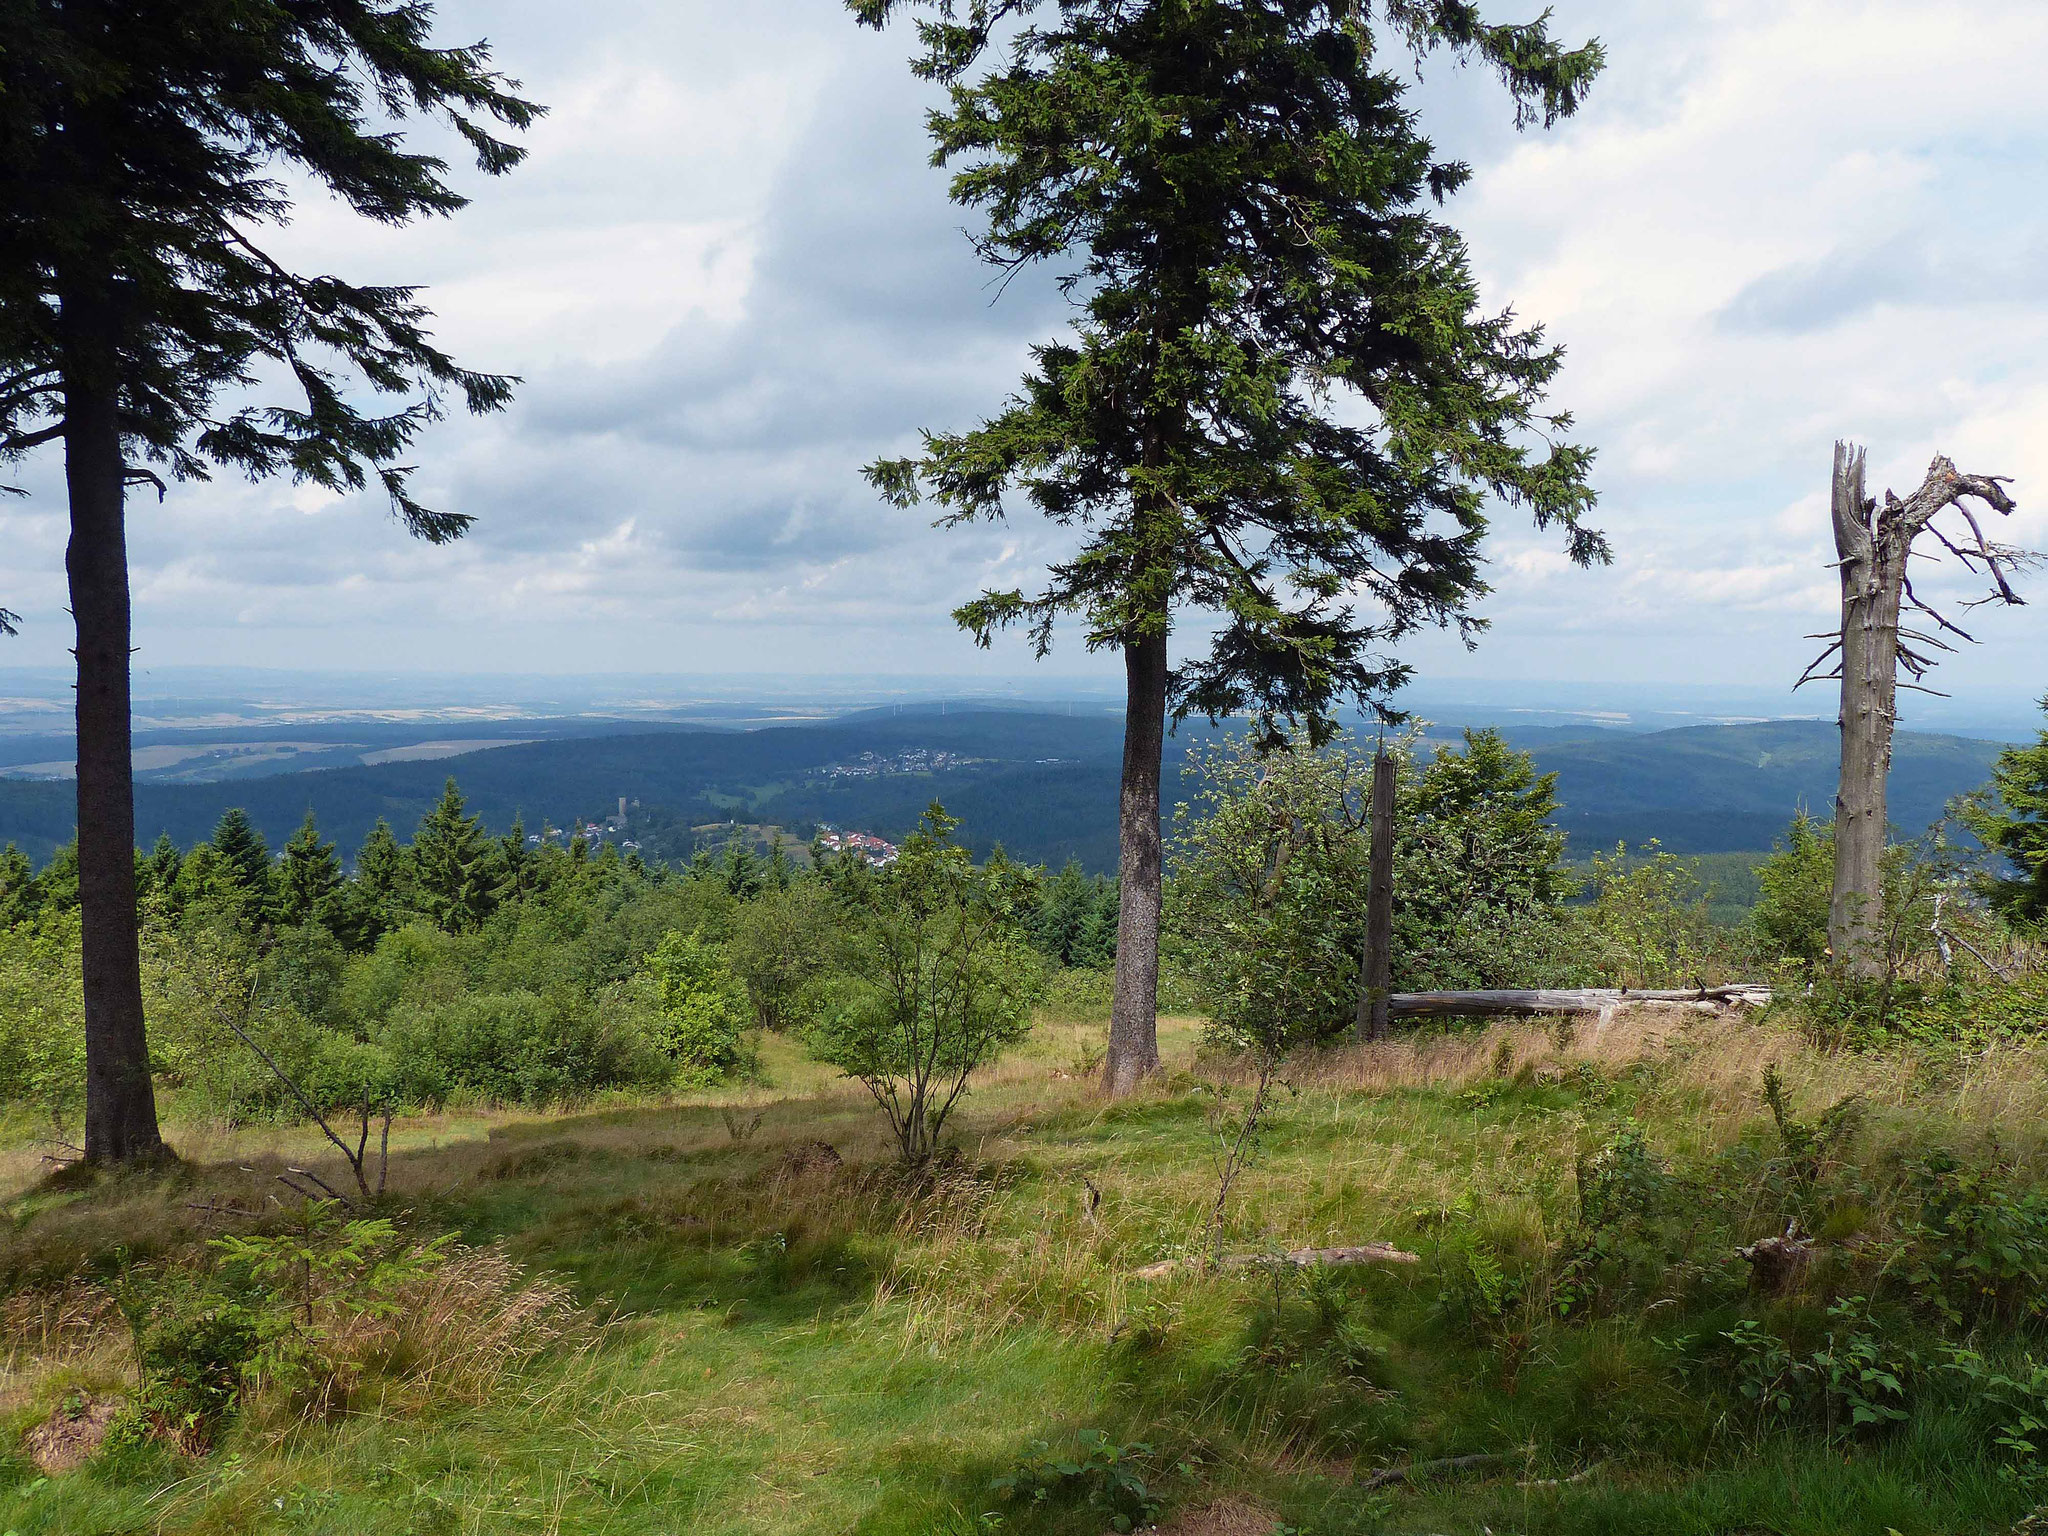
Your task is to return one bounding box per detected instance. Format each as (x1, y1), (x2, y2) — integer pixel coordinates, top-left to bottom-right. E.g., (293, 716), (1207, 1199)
(1, 0), (2042, 704)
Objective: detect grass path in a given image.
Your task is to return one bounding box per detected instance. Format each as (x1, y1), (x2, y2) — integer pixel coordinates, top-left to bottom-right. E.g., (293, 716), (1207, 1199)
(5, 1009), (2048, 1534)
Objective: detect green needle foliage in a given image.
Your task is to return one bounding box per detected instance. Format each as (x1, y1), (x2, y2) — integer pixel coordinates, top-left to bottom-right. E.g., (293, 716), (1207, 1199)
(0, 1), (541, 517)
(410, 780), (498, 934)
(856, 0), (1606, 1089)
(277, 811), (346, 932)
(1959, 697), (2048, 932)
(0, 0), (540, 1162)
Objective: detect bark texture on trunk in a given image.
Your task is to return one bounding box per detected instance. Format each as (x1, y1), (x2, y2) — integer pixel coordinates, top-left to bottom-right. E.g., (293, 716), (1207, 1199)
(1104, 629), (1167, 1096)
(1387, 985), (1770, 1019)
(64, 309), (166, 1164)
(1827, 443), (1892, 980)
(1810, 442), (2023, 979)
(1354, 748), (1396, 1042)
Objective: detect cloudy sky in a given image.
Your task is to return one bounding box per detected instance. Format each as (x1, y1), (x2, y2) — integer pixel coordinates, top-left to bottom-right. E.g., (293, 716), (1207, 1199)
(4, 0), (2045, 713)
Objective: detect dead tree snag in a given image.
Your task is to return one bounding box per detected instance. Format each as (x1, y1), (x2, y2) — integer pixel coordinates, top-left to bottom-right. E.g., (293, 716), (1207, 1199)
(1798, 443), (2027, 977)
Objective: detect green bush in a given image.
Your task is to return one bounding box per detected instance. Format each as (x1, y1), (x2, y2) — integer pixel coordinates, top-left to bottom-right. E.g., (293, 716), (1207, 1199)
(1894, 1151), (2048, 1329)
(1717, 1297), (1912, 1440)
(384, 988), (662, 1107)
(989, 1428), (1161, 1533)
(107, 1270), (271, 1453)
(805, 806), (1041, 1163)
(643, 929), (752, 1083)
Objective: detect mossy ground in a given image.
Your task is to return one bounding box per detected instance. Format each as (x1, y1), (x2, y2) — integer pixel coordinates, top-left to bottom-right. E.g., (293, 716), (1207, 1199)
(3, 1008), (2046, 1535)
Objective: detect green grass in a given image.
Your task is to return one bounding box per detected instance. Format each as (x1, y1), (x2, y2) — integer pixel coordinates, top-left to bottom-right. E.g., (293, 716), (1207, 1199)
(4, 1010), (2047, 1535)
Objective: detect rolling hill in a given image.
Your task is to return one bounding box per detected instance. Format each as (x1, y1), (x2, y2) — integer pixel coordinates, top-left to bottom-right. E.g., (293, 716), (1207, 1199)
(0, 707), (2016, 872)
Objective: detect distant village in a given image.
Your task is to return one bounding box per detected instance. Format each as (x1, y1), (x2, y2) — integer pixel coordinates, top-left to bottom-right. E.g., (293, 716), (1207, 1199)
(812, 747), (987, 779)
(814, 827), (899, 865)
(527, 796), (642, 852)
(522, 794), (901, 867)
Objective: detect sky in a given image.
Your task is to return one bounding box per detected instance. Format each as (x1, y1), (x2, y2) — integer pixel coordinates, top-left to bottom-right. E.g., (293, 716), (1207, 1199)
(2, 0), (2045, 720)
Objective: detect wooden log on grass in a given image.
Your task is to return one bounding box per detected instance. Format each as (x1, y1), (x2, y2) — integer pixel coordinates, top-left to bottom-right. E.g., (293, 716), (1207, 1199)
(1386, 985), (1770, 1021)
(1132, 1243), (1420, 1281)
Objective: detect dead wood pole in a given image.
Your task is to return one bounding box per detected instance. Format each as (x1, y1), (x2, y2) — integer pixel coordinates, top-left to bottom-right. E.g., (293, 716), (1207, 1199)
(1355, 747), (1397, 1042)
(1800, 442), (2025, 978)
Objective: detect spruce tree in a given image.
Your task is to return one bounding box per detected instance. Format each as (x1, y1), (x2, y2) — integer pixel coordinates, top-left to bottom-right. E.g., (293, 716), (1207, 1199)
(1034, 858), (1095, 965)
(412, 778), (495, 932)
(276, 810), (343, 930)
(496, 814), (536, 904)
(138, 833), (182, 903)
(725, 840), (764, 900)
(857, 0), (1605, 1092)
(1959, 698), (2048, 931)
(0, 1), (538, 1161)
(344, 818), (410, 949)
(211, 809), (270, 887)
(0, 843), (36, 930)
(36, 840), (80, 912)
(209, 808), (273, 920)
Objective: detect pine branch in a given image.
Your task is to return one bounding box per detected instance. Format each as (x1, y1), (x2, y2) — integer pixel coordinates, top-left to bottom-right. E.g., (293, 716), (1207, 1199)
(0, 423), (66, 456)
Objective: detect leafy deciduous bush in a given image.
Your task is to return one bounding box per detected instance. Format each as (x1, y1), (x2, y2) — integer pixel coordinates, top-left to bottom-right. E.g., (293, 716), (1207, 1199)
(642, 929), (752, 1084)
(806, 806), (1041, 1164)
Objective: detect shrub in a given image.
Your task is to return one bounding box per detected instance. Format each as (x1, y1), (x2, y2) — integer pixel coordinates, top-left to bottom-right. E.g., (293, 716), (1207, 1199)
(642, 928), (752, 1083)
(1718, 1297), (1912, 1440)
(108, 1278), (268, 1453)
(1940, 1346), (2048, 1485)
(726, 883), (840, 1032)
(805, 806), (1041, 1163)
(1751, 811), (1834, 968)
(0, 910), (85, 1134)
(989, 1428), (1160, 1533)
(1579, 843), (1721, 989)
(1552, 1121), (1688, 1319)
(1894, 1151), (2048, 1329)
(384, 988), (660, 1107)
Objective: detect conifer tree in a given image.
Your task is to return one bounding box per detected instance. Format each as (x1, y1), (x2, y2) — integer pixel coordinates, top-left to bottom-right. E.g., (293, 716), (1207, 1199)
(724, 840), (764, 901)
(0, 2), (539, 1160)
(138, 833), (182, 903)
(211, 809), (270, 889)
(857, 0), (1605, 1092)
(1959, 698), (2048, 932)
(412, 779), (495, 933)
(0, 844), (35, 930)
(276, 811), (344, 930)
(36, 841), (79, 912)
(1034, 858), (1096, 965)
(344, 818), (410, 949)
(496, 814), (536, 904)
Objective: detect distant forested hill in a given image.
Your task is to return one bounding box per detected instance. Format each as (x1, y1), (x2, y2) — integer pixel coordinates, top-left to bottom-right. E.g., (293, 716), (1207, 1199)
(0, 709), (2009, 870)
(1524, 720), (2005, 855)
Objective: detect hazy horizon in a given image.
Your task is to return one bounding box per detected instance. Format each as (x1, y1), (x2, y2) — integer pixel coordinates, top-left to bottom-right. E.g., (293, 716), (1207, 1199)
(0, 0), (2043, 695)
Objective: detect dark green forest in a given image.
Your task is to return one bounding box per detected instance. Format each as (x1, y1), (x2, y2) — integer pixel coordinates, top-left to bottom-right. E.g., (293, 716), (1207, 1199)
(0, 710), (2008, 870)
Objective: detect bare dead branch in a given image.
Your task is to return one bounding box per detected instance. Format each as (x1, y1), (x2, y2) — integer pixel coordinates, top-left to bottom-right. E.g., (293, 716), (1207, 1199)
(122, 467), (168, 501)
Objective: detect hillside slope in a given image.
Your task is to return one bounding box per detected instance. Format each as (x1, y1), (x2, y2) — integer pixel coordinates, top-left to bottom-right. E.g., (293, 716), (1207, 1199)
(0, 711), (2010, 867)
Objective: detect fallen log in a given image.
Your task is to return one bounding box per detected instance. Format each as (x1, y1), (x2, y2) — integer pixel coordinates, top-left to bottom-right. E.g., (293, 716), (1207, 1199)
(1132, 1243), (1420, 1282)
(1387, 985), (1771, 1021)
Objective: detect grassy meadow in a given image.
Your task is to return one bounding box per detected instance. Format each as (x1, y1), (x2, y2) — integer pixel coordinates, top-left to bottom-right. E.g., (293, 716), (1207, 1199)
(5, 999), (2048, 1536)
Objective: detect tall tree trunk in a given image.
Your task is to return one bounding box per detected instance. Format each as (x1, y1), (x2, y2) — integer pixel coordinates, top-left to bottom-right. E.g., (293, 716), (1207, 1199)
(1827, 442), (1896, 981)
(64, 300), (166, 1164)
(1104, 628), (1167, 1096)
(1354, 748), (1396, 1042)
